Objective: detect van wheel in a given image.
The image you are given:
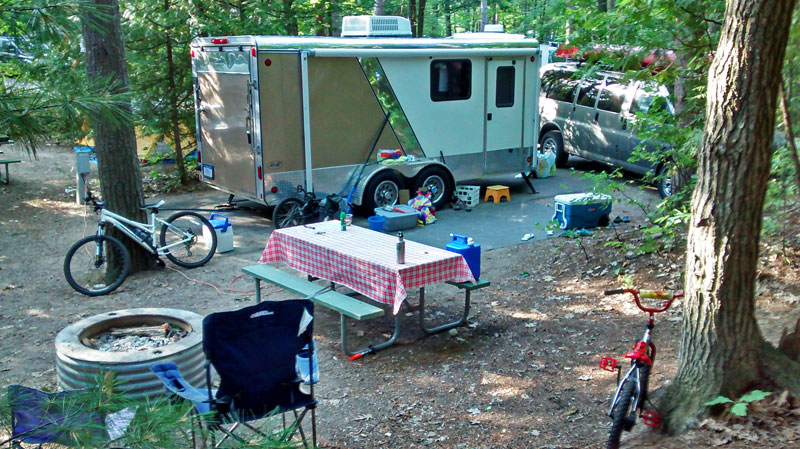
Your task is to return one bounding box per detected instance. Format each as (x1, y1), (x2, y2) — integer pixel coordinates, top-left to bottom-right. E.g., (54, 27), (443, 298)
(656, 164), (674, 198)
(413, 166), (453, 210)
(541, 130), (568, 168)
(363, 170), (402, 213)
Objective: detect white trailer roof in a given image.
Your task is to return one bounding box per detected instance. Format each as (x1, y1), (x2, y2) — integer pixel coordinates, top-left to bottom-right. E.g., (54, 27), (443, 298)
(192, 35), (539, 50)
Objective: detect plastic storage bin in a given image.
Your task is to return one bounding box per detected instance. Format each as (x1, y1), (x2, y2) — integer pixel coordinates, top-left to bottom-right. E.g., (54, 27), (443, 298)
(203, 213), (234, 253)
(455, 185), (481, 208)
(374, 205), (418, 232)
(552, 193), (612, 230)
(445, 234), (481, 279)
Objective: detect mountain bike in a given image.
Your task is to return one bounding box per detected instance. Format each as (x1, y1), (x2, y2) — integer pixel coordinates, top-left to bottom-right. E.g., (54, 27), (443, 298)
(272, 185), (346, 229)
(64, 190), (217, 296)
(600, 288), (684, 449)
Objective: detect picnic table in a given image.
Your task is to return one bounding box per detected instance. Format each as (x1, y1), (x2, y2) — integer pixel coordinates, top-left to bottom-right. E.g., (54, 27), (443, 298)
(0, 137), (20, 184)
(252, 220), (488, 358)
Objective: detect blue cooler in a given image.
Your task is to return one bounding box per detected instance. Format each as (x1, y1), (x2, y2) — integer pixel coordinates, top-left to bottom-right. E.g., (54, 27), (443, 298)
(552, 193), (612, 230)
(445, 234), (480, 280)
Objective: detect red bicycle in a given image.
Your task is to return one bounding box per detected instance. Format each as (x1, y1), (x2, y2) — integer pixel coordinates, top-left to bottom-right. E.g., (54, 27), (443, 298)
(600, 288), (683, 449)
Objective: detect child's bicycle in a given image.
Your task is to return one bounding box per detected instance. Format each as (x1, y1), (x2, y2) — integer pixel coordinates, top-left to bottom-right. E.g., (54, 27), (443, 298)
(600, 288), (684, 449)
(64, 190), (217, 296)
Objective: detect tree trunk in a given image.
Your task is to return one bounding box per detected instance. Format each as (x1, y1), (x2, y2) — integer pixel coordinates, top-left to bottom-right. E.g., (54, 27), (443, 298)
(417, 0), (427, 36)
(81, 0), (150, 272)
(374, 0), (385, 16)
(779, 81), (800, 197)
(408, 0), (417, 37)
(444, 0), (451, 36)
(282, 0), (299, 36)
(480, 0), (487, 31)
(164, 0), (186, 185)
(597, 0), (607, 12)
(661, 0), (799, 433)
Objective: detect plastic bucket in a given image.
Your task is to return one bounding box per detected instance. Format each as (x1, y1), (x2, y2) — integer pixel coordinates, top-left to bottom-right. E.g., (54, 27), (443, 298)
(368, 215), (386, 232)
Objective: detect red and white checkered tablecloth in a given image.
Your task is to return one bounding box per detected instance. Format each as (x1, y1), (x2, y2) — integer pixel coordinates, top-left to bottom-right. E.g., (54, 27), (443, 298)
(259, 220), (475, 315)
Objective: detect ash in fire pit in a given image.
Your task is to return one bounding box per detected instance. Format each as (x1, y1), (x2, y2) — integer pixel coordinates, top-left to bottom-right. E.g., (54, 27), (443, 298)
(83, 323), (189, 352)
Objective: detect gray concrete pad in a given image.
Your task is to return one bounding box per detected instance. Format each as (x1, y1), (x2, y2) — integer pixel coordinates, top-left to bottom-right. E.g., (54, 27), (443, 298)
(164, 160), (660, 260)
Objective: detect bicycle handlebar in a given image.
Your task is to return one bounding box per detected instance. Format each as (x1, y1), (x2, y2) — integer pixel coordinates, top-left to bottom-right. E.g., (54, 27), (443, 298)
(604, 288), (684, 314)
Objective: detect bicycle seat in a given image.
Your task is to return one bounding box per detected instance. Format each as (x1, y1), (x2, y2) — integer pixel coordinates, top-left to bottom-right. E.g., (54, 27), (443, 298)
(141, 200), (165, 210)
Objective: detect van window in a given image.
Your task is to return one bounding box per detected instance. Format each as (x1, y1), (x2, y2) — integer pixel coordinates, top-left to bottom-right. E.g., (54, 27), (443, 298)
(495, 66), (515, 108)
(597, 81), (626, 113)
(430, 59), (471, 102)
(631, 85), (672, 114)
(576, 79), (600, 108)
(542, 70), (578, 103)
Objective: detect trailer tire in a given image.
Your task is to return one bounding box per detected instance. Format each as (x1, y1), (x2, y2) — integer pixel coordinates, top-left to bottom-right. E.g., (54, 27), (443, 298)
(362, 170), (402, 213)
(413, 166), (453, 210)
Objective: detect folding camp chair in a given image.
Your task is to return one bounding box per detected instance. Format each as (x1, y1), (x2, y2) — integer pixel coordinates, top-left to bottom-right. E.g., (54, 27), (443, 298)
(5, 385), (111, 448)
(151, 299), (317, 448)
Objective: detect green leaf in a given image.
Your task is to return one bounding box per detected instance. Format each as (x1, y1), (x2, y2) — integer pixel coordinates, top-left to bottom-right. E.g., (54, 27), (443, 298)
(739, 390), (771, 403)
(730, 402), (748, 417)
(704, 396), (733, 406)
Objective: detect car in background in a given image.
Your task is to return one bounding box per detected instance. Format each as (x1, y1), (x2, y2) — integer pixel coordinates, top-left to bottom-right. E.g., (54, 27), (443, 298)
(538, 62), (675, 197)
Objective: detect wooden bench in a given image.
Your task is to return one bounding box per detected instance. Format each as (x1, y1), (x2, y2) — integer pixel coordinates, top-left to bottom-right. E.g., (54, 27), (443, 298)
(242, 264), (386, 357)
(0, 159), (21, 185)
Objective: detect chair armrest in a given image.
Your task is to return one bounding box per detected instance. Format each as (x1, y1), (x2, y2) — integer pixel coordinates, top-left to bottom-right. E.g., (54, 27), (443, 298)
(150, 362), (212, 412)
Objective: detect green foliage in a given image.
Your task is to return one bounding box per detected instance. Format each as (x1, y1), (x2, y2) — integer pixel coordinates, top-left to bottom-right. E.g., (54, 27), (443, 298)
(703, 390), (772, 417)
(0, 373), (303, 448)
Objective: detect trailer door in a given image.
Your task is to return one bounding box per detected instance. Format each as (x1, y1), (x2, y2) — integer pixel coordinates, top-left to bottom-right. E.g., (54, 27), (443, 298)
(485, 58), (524, 153)
(195, 49), (257, 198)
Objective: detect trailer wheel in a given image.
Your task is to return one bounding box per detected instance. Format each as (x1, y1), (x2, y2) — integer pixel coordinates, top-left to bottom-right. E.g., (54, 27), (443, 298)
(363, 170), (401, 213)
(413, 166), (453, 210)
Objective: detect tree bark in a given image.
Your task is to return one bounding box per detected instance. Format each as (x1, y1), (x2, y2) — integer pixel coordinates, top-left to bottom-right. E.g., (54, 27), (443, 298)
(661, 0), (799, 433)
(779, 81), (800, 197)
(81, 0), (150, 272)
(164, 0), (186, 185)
(408, 0), (417, 37)
(417, 0), (427, 36)
(444, 0), (451, 36)
(374, 0), (385, 16)
(480, 0), (487, 31)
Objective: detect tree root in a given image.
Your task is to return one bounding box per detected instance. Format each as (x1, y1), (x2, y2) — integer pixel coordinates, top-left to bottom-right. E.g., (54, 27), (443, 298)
(658, 340), (800, 434)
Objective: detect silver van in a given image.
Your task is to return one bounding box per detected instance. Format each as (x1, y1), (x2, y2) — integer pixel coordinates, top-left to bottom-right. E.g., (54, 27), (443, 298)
(538, 62), (675, 197)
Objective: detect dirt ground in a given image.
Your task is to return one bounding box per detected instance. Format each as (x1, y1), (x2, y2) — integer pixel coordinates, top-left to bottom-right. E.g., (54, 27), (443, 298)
(2, 145), (800, 448)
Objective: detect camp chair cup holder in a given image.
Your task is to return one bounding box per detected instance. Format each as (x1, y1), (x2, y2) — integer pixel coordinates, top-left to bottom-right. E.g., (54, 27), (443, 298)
(295, 341), (319, 385)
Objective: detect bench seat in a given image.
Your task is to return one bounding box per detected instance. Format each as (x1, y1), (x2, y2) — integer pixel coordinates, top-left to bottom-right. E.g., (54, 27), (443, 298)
(242, 264), (384, 321)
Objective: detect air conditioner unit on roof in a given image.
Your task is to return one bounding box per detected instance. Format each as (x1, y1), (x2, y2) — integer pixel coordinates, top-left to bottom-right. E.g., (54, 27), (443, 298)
(341, 16), (412, 37)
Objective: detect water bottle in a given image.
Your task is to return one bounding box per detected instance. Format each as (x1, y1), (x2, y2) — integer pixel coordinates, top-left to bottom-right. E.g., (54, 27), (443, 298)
(396, 232), (405, 264)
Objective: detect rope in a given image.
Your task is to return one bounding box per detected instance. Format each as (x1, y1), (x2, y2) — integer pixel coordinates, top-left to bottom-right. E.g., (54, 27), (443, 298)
(165, 266), (273, 297)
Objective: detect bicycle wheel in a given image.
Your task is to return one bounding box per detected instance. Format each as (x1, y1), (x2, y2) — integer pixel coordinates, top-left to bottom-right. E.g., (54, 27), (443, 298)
(160, 211), (216, 268)
(606, 375), (638, 449)
(273, 198), (304, 229)
(64, 235), (130, 296)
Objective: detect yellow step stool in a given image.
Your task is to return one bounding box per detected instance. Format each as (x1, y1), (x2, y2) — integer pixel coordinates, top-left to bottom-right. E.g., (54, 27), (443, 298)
(484, 185), (510, 204)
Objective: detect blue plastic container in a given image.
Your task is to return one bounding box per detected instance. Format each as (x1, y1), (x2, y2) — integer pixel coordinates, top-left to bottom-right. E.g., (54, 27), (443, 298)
(368, 215), (386, 232)
(552, 193), (612, 230)
(445, 234), (481, 280)
(209, 213), (231, 232)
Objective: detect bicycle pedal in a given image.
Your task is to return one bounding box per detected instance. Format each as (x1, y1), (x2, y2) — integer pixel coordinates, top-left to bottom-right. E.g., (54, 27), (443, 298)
(599, 356), (618, 372)
(641, 410), (661, 428)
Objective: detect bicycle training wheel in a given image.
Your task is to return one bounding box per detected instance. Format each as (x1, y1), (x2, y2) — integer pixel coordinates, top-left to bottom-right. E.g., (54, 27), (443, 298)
(273, 197), (304, 229)
(160, 211), (216, 268)
(606, 376), (638, 449)
(64, 235), (130, 296)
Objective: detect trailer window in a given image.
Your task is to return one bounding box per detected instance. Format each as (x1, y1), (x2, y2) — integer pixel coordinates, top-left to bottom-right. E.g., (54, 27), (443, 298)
(495, 66), (515, 108)
(430, 59), (471, 102)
